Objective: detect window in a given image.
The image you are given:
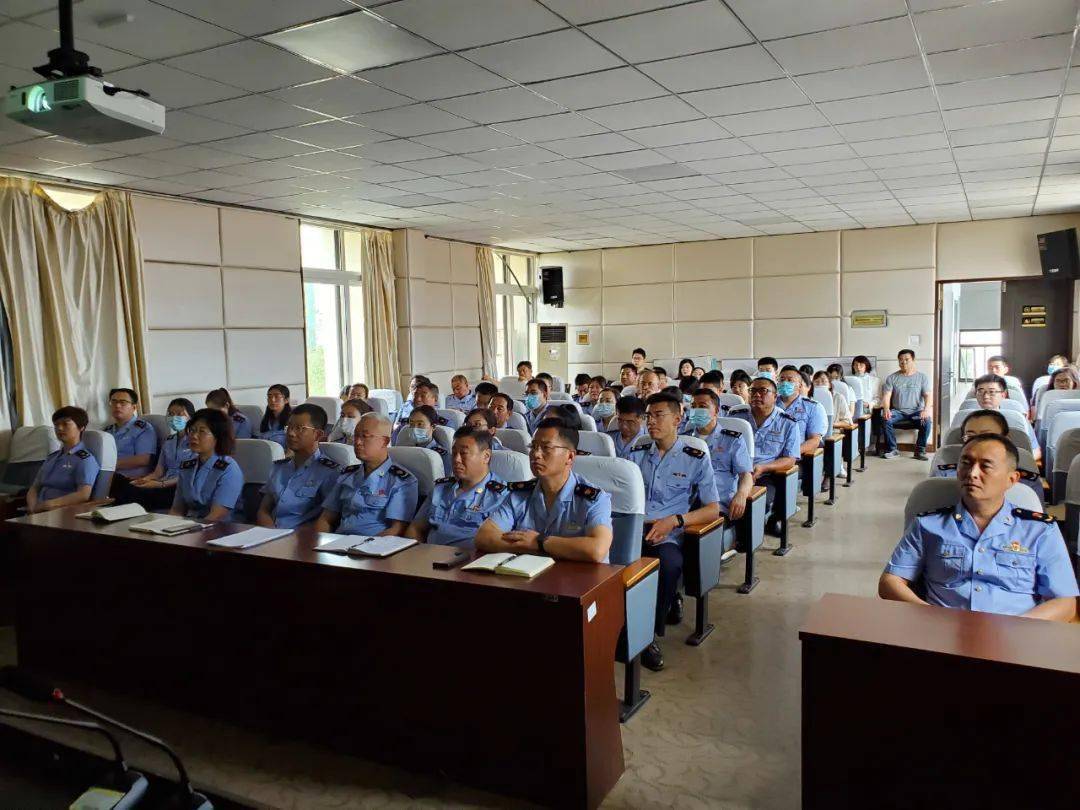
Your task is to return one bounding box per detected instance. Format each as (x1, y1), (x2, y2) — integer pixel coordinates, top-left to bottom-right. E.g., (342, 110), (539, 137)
(492, 251), (535, 378)
(958, 330), (1002, 383)
(301, 224), (365, 397)
(40, 185), (98, 211)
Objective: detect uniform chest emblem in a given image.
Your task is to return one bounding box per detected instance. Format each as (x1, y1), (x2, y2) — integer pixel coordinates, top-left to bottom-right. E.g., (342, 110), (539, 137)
(671, 471), (687, 478)
(1008, 541), (1028, 553)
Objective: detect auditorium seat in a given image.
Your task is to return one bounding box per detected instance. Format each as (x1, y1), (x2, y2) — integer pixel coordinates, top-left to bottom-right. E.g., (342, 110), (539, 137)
(0, 426), (60, 496)
(305, 396), (341, 422)
(436, 409), (465, 429)
(364, 397), (388, 417)
(232, 439), (284, 521)
(142, 414), (170, 447)
(579, 413), (598, 432)
(943, 425), (1032, 452)
(368, 388), (400, 419)
(81, 429), (117, 500)
(498, 377), (527, 398)
(387, 447), (441, 503)
(318, 441), (357, 467)
(505, 412), (529, 432)
(575, 430), (615, 457)
(238, 405), (264, 429)
(489, 449), (532, 483)
(495, 428), (530, 455)
(903, 477), (1043, 529)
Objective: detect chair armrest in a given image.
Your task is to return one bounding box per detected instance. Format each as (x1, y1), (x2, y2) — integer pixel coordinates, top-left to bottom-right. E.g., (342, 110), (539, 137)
(824, 434), (843, 444)
(856, 415), (872, 423)
(778, 462), (799, 477)
(749, 485), (767, 502)
(622, 557), (659, 589)
(802, 448), (824, 459)
(684, 516), (726, 537)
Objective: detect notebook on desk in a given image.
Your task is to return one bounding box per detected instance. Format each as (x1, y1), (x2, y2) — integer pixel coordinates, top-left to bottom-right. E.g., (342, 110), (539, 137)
(129, 515), (207, 536)
(76, 503), (146, 522)
(462, 553), (554, 579)
(316, 534), (416, 558)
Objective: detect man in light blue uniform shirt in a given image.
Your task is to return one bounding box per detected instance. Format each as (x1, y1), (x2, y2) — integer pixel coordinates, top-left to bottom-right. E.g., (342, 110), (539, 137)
(971, 373), (1041, 462)
(27, 406), (100, 513)
(256, 403), (339, 530)
(317, 413), (418, 537)
(392, 380), (439, 443)
(631, 393), (720, 673)
(735, 377), (801, 535)
(881, 434), (1077, 620)
(607, 396), (646, 459)
(104, 387), (157, 480)
(524, 378), (551, 433)
(477, 419), (613, 563)
(683, 389), (753, 519)
(445, 374), (477, 412)
(777, 367), (828, 454)
(407, 427), (509, 549)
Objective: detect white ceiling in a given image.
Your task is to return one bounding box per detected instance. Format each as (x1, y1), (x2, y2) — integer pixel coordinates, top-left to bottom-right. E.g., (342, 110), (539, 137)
(1, 0), (1079, 251)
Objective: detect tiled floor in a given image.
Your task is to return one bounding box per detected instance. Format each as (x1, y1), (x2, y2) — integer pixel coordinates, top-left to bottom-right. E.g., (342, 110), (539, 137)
(0, 454), (930, 809)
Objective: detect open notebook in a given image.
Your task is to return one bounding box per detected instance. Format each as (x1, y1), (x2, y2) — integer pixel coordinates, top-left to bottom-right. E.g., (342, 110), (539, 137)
(462, 553), (554, 579)
(316, 534), (416, 558)
(76, 503), (146, 522)
(129, 515), (207, 536)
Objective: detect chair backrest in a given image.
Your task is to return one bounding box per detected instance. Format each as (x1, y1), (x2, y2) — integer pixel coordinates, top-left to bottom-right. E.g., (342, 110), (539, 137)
(571, 456), (646, 566)
(436, 409), (465, 429)
(1042, 398), (1080, 432)
(550, 375), (564, 393)
(81, 429), (117, 499)
(362, 396), (388, 417)
(1, 426), (61, 489)
(717, 416), (755, 457)
(388, 446), (442, 500)
(718, 393), (744, 410)
(511, 399), (527, 415)
(578, 413), (597, 432)
(813, 386), (834, 416)
(233, 438), (284, 485)
(318, 441), (358, 467)
(1048, 412), (1080, 456)
(1066, 452), (1080, 505)
(1036, 388), (1080, 420)
(1054, 428), (1080, 477)
(305, 396), (342, 422)
(495, 428), (531, 455)
(489, 449), (533, 482)
(506, 411), (528, 431)
(942, 425), (1031, 452)
(499, 377), (527, 398)
(433, 424), (454, 456)
(842, 376), (866, 403)
(952, 408), (1028, 432)
(142, 414), (170, 446)
(903, 478), (1041, 528)
(575, 430), (616, 457)
(833, 379), (854, 405)
(929, 444), (960, 475)
(368, 388), (400, 417)
(549, 391), (573, 401)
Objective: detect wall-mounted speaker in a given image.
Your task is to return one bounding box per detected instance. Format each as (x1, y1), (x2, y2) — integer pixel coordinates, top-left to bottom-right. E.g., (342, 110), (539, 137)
(541, 265), (564, 307)
(1037, 228), (1079, 280)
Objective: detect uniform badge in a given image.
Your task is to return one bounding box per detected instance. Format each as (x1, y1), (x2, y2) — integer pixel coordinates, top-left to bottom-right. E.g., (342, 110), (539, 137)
(1008, 541), (1029, 553)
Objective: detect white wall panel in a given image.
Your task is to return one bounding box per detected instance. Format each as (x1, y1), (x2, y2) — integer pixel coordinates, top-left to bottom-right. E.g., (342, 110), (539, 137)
(841, 314), (935, 361)
(542, 250), (602, 288)
(220, 208), (300, 271)
(397, 326), (413, 376)
(674, 321), (753, 358)
(412, 328), (455, 372)
(410, 281), (453, 327)
(144, 262), (222, 329)
(603, 244), (674, 285)
(225, 329), (305, 389)
(450, 241), (478, 284)
(602, 283), (673, 324)
(603, 323), (674, 362)
(842, 225), (935, 272)
(753, 317), (839, 357)
(568, 325), (603, 363)
(147, 330), (226, 395)
(937, 213), (1080, 280)
(454, 327), (483, 369)
(539, 287), (602, 325)
(223, 268), (303, 328)
(395, 277), (411, 327)
(133, 195), (220, 265)
(675, 238), (752, 281)
(754, 231), (839, 276)
(231, 384), (306, 407)
(151, 392), (204, 414)
(452, 284), (480, 327)
(419, 237), (452, 282)
(755, 273), (840, 318)
(842, 268), (935, 315)
(674, 278), (753, 321)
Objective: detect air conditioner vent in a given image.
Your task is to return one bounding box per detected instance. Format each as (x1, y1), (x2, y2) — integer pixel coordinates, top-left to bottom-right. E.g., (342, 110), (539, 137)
(540, 325), (567, 343)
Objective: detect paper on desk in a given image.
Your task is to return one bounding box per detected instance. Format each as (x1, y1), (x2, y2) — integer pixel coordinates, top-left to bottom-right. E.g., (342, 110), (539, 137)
(315, 532), (358, 552)
(206, 527), (292, 549)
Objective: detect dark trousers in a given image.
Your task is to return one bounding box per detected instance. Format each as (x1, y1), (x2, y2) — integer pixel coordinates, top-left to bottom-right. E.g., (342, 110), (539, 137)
(642, 541), (682, 637)
(883, 410), (931, 452)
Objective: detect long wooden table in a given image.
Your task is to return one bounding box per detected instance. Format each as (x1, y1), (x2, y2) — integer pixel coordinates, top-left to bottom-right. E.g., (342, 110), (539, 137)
(5, 507), (627, 809)
(800, 593), (1080, 809)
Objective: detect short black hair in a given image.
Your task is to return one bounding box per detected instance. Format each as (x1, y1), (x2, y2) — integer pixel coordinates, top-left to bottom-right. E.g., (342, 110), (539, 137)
(52, 405), (89, 431)
(616, 396), (646, 416)
(475, 381), (498, 397)
(205, 388), (237, 414)
(632, 347), (647, 357)
(679, 376), (699, 394)
(960, 409), (1009, 436)
(692, 388), (721, 410)
(826, 363), (843, 377)
(750, 376), (777, 392)
(534, 418), (579, 450)
(537, 372), (554, 383)
(974, 373), (1007, 392)
(700, 369), (724, 385)
(491, 392), (514, 411)
(291, 402), (328, 431)
(453, 425), (492, 453)
(961, 433), (1019, 470)
(591, 375), (607, 386)
(516, 360), (532, 370)
(620, 362), (638, 372)
(574, 373), (592, 386)
(342, 398), (374, 416)
(798, 364), (814, 377)
(168, 398), (196, 418)
(779, 364), (798, 373)
(898, 349), (915, 360)
(988, 354), (1007, 365)
(645, 391), (682, 416)
(545, 403), (583, 430)
(466, 407), (496, 429)
(527, 377), (549, 395)
(851, 355), (872, 374)
(662, 385), (682, 398)
(415, 381), (439, 398)
(109, 387), (138, 405)
(189, 408), (235, 456)
(653, 366), (668, 377)
(757, 356), (778, 369)
(729, 369), (752, 386)
(410, 404), (439, 426)
(798, 371), (812, 389)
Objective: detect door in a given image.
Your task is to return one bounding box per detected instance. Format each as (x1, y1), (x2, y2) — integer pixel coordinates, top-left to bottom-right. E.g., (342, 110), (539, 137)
(1001, 278), (1073, 392)
(938, 283), (960, 435)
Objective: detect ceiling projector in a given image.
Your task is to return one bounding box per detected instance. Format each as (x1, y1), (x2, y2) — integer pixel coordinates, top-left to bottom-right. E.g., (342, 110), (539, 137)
(4, 75), (165, 143)
(3, 0), (164, 144)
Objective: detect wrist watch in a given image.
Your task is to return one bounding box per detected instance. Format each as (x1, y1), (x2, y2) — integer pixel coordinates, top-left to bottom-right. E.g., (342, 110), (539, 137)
(537, 534), (547, 555)
(675, 514), (685, 528)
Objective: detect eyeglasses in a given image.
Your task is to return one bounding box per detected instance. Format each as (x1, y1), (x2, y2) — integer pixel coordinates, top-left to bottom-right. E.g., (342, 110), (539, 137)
(530, 442), (572, 456)
(109, 398), (134, 406)
(749, 387), (774, 396)
(285, 424), (316, 434)
(644, 410), (673, 422)
(974, 388), (1004, 396)
(185, 427), (213, 438)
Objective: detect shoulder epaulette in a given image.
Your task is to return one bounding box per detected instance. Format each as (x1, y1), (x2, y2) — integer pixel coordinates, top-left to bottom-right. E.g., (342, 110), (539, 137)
(1019, 470), (1038, 481)
(180, 458), (197, 469)
(388, 464), (411, 479)
(213, 457), (229, 470)
(486, 479), (506, 493)
(720, 429), (741, 438)
(134, 419), (147, 429)
(575, 482), (600, 501)
(342, 464), (360, 474)
(509, 479), (537, 491)
(936, 463), (956, 471)
(682, 445), (705, 459)
(802, 397), (815, 404)
(432, 445), (446, 455)
(232, 412), (245, 422)
(273, 457), (290, 465)
(1012, 507), (1055, 523)
(75, 448), (91, 459)
(630, 441), (652, 452)
(317, 456), (339, 469)
(577, 449), (592, 456)
(780, 412), (797, 422)
(916, 505), (952, 517)
(104, 423), (116, 432)
(435, 475), (455, 484)
(436, 416), (448, 425)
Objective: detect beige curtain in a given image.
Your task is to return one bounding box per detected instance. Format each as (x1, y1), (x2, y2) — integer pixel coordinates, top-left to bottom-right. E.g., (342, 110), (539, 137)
(360, 227), (400, 389)
(0, 176), (149, 427)
(476, 246), (498, 378)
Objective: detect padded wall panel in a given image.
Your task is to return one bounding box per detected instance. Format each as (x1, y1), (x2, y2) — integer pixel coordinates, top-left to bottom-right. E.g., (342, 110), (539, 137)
(412, 327), (455, 372)
(602, 283), (673, 324)
(602, 244), (674, 285)
(603, 323), (674, 362)
(842, 268), (935, 315)
(841, 314), (935, 361)
(450, 240), (478, 284)
(225, 329), (305, 389)
(144, 262), (222, 329)
(568, 325), (603, 364)
(754, 273), (840, 318)
(841, 224), (935, 272)
(539, 287), (602, 325)
(409, 281), (453, 327)
(231, 384), (306, 407)
(674, 278), (753, 320)
(147, 330), (226, 395)
(223, 268), (303, 328)
(541, 250), (602, 288)
(675, 238), (752, 281)
(674, 321), (753, 358)
(395, 277), (411, 327)
(753, 317), (839, 357)
(397, 326), (413, 376)
(937, 213), (1080, 280)
(452, 283), (480, 327)
(220, 208), (300, 271)
(419, 236), (452, 282)
(754, 231), (839, 276)
(133, 195), (220, 265)
(454, 327), (483, 369)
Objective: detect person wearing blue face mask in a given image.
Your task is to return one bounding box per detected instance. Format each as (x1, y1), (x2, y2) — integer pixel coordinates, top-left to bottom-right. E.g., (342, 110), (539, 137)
(524, 378), (551, 433)
(777, 366), (828, 455)
(401, 404), (451, 476)
(756, 356), (779, 381)
(683, 388), (753, 520)
(591, 388), (618, 430)
(115, 397), (197, 510)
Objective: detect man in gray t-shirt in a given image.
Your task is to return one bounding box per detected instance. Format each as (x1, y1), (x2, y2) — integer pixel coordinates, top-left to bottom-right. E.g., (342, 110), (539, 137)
(881, 349), (932, 460)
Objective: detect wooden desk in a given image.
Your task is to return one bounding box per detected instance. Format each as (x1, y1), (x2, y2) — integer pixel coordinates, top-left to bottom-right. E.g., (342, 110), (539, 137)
(7, 508), (627, 809)
(800, 594), (1080, 810)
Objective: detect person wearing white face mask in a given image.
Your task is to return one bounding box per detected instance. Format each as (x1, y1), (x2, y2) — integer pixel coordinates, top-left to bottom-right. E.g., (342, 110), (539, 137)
(1029, 353), (1070, 419)
(591, 388), (618, 430)
(327, 398), (373, 444)
(404, 404), (451, 477)
(115, 397), (197, 510)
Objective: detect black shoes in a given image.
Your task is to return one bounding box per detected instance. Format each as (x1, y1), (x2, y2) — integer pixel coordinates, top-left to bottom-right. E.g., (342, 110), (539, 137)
(765, 517), (782, 537)
(913, 450), (928, 460)
(642, 642), (664, 672)
(666, 593), (684, 625)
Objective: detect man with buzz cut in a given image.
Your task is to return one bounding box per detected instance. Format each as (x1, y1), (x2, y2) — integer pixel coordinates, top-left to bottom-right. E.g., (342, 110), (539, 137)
(255, 403), (339, 529)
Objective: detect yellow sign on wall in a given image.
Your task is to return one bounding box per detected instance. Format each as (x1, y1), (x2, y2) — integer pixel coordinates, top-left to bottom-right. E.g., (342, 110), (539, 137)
(851, 310), (887, 328)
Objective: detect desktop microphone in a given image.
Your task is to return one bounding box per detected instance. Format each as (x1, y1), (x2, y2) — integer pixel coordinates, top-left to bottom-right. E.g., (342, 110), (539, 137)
(0, 665), (211, 809)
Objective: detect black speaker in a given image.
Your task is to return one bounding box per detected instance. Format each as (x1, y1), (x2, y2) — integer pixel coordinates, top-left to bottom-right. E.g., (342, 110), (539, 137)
(1037, 228), (1079, 280)
(541, 265), (564, 307)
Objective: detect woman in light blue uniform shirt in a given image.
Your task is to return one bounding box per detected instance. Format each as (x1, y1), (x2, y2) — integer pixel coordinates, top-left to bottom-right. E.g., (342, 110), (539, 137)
(170, 408), (244, 522)
(26, 406), (100, 513)
(404, 404), (451, 477)
(258, 384), (290, 448)
(205, 388), (252, 439)
(119, 398), (196, 510)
